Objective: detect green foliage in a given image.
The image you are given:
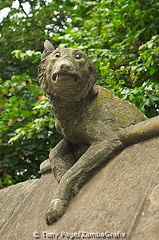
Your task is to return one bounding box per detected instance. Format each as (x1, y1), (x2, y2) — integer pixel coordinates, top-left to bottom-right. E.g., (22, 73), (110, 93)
(54, 0), (159, 117)
(0, 0), (159, 187)
(0, 0), (74, 79)
(0, 71), (61, 187)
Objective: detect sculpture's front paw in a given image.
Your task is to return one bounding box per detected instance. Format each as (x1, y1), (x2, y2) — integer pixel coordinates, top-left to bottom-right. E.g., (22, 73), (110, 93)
(45, 198), (68, 225)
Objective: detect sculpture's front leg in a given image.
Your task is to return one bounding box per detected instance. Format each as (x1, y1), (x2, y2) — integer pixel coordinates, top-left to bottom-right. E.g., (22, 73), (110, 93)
(46, 137), (123, 225)
(49, 138), (75, 183)
(40, 138), (73, 177)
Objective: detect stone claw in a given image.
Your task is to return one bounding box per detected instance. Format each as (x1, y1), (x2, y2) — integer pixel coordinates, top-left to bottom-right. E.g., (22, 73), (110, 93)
(45, 198), (68, 225)
(40, 159), (51, 175)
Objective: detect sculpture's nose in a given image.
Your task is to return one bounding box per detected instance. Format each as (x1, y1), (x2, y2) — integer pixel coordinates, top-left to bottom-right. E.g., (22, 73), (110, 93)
(59, 61), (74, 72)
(60, 63), (71, 70)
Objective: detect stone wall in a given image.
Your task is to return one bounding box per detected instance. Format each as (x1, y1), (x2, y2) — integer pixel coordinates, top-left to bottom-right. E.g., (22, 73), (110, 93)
(0, 137), (159, 240)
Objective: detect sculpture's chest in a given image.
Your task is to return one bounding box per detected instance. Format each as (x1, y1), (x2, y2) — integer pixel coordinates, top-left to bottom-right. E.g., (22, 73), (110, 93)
(55, 118), (89, 144)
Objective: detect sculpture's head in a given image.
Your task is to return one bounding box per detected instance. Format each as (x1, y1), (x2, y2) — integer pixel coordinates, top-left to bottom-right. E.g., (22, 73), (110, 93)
(38, 40), (97, 101)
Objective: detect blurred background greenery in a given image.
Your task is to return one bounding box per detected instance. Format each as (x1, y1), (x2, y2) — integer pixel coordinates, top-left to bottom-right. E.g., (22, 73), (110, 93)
(0, 0), (159, 187)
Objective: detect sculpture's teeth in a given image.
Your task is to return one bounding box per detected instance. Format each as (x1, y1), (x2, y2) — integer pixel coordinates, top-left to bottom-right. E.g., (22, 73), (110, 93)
(56, 73), (59, 81)
(52, 72), (78, 82)
(52, 73), (58, 81)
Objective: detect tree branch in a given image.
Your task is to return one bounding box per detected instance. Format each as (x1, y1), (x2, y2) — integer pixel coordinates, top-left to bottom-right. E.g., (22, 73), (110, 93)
(18, 0), (28, 17)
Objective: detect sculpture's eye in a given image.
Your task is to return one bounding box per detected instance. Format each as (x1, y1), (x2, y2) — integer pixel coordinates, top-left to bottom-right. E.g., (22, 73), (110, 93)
(54, 52), (61, 58)
(74, 53), (82, 60)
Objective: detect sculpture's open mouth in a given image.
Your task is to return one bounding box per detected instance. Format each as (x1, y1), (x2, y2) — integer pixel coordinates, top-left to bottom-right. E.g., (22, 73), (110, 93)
(52, 71), (78, 82)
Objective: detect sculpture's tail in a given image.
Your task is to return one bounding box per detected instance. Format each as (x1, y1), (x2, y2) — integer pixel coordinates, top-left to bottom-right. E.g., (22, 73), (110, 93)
(119, 116), (159, 146)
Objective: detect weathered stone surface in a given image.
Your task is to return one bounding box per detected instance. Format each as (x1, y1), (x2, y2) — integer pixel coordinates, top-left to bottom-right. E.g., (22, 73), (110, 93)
(0, 136), (159, 240)
(38, 41), (150, 224)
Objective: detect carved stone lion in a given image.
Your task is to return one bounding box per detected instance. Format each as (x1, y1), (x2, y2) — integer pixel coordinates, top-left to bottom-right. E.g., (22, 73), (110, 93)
(38, 40), (159, 225)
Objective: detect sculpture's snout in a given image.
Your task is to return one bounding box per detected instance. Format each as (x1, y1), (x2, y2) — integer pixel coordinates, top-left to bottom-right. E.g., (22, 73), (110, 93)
(59, 62), (73, 71)
(58, 60), (75, 73)
(52, 59), (78, 82)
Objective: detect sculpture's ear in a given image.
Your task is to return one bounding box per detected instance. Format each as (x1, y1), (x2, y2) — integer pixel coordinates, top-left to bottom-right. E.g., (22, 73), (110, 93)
(44, 40), (54, 52)
(42, 40), (54, 57)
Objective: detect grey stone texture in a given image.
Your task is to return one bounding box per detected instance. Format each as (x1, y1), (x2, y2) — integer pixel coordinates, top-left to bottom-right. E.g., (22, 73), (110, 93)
(1, 136), (159, 240)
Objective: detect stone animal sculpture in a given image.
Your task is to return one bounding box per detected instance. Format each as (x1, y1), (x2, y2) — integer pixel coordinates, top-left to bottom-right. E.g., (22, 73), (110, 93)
(38, 40), (159, 225)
